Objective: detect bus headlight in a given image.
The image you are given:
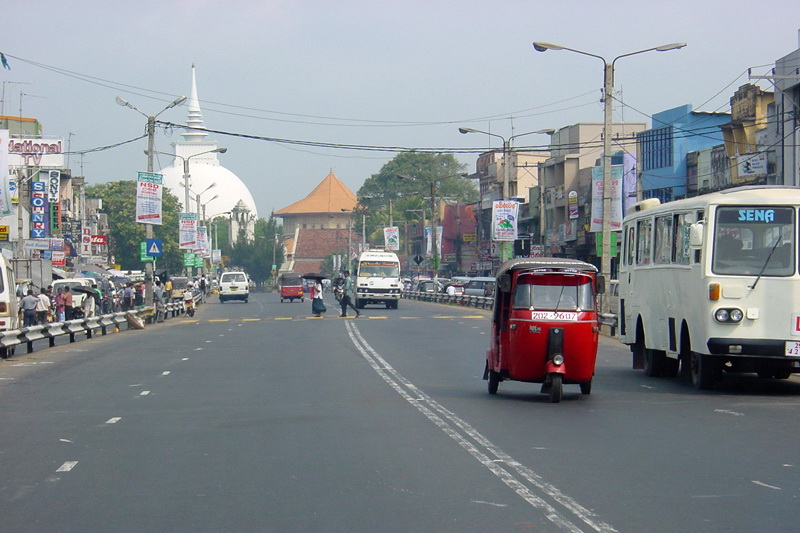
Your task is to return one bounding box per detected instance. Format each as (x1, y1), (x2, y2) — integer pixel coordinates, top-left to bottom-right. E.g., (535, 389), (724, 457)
(714, 308), (743, 323)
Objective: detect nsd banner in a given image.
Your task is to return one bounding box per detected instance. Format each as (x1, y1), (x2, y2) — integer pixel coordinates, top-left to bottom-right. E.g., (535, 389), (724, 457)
(179, 213), (197, 249)
(136, 172), (163, 225)
(383, 226), (399, 251)
(492, 200), (518, 241)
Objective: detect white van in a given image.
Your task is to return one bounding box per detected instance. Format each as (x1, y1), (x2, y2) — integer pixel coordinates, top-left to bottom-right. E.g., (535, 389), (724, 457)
(219, 271), (249, 303)
(0, 254), (19, 355)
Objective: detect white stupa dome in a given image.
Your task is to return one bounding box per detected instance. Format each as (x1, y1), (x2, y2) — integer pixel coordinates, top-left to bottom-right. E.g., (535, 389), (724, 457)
(160, 158), (258, 219)
(157, 65), (258, 220)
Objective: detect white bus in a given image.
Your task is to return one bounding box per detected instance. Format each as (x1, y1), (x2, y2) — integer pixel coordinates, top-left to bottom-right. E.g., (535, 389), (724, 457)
(354, 250), (402, 309)
(619, 186), (800, 389)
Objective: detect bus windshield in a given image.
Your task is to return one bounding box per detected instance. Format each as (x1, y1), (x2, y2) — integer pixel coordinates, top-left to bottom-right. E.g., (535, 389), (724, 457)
(358, 261), (400, 278)
(712, 206), (795, 276)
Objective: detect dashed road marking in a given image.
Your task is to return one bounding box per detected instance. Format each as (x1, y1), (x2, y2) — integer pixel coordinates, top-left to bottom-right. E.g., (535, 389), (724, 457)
(106, 417), (121, 424)
(56, 461), (78, 472)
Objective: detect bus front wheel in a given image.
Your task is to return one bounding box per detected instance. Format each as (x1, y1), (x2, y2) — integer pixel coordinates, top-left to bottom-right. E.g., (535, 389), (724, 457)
(691, 352), (721, 390)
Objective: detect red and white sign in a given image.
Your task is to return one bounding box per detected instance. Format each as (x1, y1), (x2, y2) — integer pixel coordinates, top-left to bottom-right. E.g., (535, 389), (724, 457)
(90, 235), (107, 245)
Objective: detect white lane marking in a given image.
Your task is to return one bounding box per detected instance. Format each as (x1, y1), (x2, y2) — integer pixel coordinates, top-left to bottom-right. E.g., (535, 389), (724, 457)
(472, 500), (509, 507)
(751, 480), (781, 490)
(140, 391), (150, 396)
(345, 321), (617, 533)
(59, 439), (73, 443)
(12, 361), (54, 366)
(714, 409), (744, 416)
(56, 461), (78, 472)
(162, 371), (170, 376)
(182, 358), (189, 361)
(106, 417), (121, 424)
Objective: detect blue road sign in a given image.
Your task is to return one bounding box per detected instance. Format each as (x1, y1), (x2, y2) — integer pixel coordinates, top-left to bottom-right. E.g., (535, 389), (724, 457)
(146, 238), (163, 257)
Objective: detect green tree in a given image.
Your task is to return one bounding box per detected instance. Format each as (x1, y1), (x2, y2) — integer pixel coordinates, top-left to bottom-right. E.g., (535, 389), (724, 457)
(357, 152), (478, 244)
(86, 180), (183, 274)
(221, 213), (284, 285)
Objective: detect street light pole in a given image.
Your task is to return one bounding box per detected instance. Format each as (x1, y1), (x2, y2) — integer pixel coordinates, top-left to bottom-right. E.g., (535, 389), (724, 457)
(532, 41), (685, 315)
(458, 127), (554, 264)
(116, 95), (187, 307)
(153, 147), (226, 277)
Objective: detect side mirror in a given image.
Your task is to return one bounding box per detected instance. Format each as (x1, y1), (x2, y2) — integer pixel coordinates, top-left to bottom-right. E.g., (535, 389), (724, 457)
(596, 275), (606, 295)
(498, 274), (511, 293)
(689, 222), (704, 247)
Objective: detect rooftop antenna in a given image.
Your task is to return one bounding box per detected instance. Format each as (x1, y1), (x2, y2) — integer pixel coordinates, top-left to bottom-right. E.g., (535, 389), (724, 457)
(1, 81), (29, 116)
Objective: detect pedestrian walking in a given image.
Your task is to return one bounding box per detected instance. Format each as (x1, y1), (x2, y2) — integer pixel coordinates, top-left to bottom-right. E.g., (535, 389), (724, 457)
(36, 289), (52, 324)
(339, 270), (360, 318)
(311, 279), (326, 317)
(199, 276), (207, 303)
(122, 283), (134, 311)
(63, 286), (74, 320)
(21, 289), (39, 327)
(154, 280), (166, 322)
(54, 288), (66, 322)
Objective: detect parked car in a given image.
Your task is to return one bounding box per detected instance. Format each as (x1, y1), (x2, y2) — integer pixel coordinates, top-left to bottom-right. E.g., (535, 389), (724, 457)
(464, 276), (495, 297)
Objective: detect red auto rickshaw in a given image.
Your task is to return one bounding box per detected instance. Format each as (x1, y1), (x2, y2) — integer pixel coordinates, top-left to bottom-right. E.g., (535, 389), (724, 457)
(279, 273), (305, 303)
(483, 258), (605, 403)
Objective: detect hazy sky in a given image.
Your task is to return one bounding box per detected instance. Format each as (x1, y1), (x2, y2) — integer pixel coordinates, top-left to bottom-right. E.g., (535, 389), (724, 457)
(3, 1), (799, 218)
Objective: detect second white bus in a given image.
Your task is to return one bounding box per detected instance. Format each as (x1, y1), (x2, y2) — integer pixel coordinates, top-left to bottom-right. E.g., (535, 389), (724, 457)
(619, 185), (800, 389)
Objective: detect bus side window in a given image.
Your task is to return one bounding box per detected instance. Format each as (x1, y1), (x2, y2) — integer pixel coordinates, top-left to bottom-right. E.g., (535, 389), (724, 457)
(636, 219), (652, 265)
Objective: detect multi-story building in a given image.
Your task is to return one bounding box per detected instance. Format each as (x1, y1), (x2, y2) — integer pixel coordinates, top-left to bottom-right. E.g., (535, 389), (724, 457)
(539, 122), (646, 259)
(774, 41), (800, 187)
(637, 105), (730, 202)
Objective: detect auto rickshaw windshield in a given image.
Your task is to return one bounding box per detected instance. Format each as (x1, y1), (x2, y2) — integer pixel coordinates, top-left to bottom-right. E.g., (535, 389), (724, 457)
(513, 273), (595, 311)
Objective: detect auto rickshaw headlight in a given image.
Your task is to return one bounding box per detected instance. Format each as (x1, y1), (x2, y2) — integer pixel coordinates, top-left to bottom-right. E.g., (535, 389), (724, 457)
(552, 354), (564, 366)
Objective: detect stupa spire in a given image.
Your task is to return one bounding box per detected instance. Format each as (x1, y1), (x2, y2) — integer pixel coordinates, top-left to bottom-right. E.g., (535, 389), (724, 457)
(182, 63), (208, 141)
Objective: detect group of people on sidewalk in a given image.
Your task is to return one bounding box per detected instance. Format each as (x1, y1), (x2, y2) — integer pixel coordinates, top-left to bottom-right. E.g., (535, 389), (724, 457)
(19, 286), (80, 327)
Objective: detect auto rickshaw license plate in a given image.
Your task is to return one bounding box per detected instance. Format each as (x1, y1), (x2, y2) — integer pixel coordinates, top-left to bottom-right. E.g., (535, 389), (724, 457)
(785, 341), (800, 356)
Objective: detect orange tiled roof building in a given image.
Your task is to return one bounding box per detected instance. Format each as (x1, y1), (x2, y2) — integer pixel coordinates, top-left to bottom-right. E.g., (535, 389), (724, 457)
(275, 172), (361, 274)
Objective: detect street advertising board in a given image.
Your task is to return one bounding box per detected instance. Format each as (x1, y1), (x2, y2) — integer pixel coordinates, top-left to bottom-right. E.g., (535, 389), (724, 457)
(194, 226), (209, 257)
(136, 172), (163, 225)
(6, 137), (65, 168)
(30, 181), (48, 239)
(736, 152), (768, 182)
(590, 165), (623, 232)
(212, 249), (221, 264)
(51, 250), (66, 266)
(48, 170), (60, 203)
(568, 190), (579, 219)
(492, 200), (518, 241)
(179, 212), (197, 249)
(424, 225), (443, 257)
(383, 226), (399, 251)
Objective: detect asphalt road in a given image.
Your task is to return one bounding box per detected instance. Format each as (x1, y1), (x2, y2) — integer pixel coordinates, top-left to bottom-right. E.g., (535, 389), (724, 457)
(1, 292), (799, 532)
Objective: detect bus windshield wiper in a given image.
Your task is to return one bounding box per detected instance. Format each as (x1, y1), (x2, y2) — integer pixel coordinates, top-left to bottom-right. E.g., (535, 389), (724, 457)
(750, 235), (783, 290)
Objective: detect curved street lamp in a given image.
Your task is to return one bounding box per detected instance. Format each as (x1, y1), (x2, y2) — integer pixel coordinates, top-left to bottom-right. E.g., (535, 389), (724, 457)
(531, 41), (685, 315)
(116, 94), (187, 306)
(458, 127), (555, 262)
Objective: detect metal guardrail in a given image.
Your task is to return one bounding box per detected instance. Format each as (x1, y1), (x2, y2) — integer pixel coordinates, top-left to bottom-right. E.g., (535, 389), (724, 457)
(0, 291), (204, 359)
(402, 291), (494, 310)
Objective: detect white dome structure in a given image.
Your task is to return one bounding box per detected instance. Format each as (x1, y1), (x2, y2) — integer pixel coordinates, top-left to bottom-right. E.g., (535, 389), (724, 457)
(157, 65), (258, 223)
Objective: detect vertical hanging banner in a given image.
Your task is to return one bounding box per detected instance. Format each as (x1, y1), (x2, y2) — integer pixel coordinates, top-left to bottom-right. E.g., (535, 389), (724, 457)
(179, 213), (197, 249)
(383, 226), (399, 251)
(48, 170), (60, 203)
(136, 171), (163, 225)
(424, 226), (443, 257)
(30, 181), (48, 239)
(491, 200), (519, 241)
(194, 226), (209, 257)
(590, 165), (624, 232)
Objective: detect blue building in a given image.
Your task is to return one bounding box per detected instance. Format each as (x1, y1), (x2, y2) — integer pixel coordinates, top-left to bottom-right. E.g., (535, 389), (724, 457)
(637, 104), (730, 202)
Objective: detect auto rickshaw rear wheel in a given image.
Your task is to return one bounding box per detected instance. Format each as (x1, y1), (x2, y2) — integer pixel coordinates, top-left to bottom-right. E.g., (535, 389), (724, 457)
(548, 374), (563, 403)
(579, 379), (592, 395)
(487, 370), (500, 395)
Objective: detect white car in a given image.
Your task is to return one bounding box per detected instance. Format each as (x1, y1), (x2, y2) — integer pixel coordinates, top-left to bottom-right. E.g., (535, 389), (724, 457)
(218, 272), (249, 303)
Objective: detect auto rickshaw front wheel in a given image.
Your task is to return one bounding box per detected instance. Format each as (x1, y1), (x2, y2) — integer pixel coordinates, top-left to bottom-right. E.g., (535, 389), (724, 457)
(548, 374), (563, 403)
